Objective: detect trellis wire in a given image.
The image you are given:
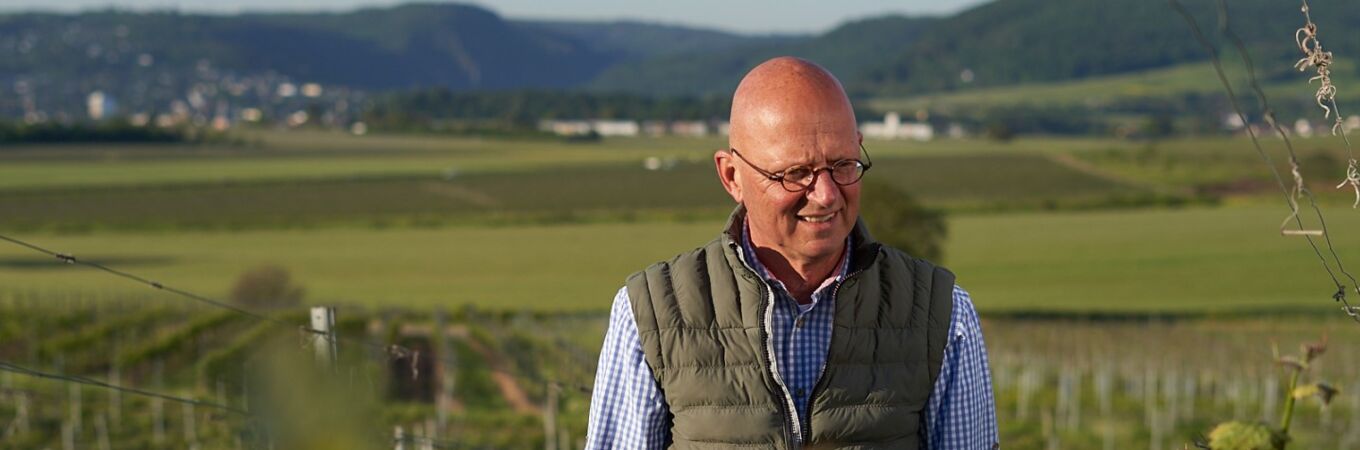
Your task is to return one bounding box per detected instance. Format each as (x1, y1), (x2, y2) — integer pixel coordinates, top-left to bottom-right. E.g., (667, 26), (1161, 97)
(1168, 0), (1360, 323)
(0, 359), (246, 415)
(0, 232), (595, 393)
(1294, 0), (1360, 207)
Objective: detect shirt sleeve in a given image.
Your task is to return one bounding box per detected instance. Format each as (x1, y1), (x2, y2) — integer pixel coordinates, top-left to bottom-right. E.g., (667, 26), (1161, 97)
(924, 285), (999, 450)
(584, 287), (672, 450)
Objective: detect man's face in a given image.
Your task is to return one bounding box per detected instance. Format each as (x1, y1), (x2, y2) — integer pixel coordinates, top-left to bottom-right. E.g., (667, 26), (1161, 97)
(734, 127), (862, 265)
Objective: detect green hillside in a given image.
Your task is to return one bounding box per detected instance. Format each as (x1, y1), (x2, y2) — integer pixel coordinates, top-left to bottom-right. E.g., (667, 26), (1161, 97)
(588, 0), (1360, 97)
(586, 15), (937, 96)
(869, 62), (1360, 115)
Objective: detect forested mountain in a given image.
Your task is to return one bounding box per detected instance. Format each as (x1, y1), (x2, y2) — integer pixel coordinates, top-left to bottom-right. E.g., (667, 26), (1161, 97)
(4, 0), (1360, 120)
(0, 3), (789, 92)
(518, 20), (798, 60)
(585, 15), (938, 96)
(586, 0), (1360, 96)
(858, 0), (1360, 94)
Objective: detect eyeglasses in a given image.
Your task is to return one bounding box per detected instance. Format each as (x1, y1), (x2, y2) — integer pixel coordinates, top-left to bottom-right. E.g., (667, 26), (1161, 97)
(727, 144), (873, 192)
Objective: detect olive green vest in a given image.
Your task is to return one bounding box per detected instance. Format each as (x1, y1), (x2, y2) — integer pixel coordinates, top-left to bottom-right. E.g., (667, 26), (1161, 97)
(626, 207), (955, 450)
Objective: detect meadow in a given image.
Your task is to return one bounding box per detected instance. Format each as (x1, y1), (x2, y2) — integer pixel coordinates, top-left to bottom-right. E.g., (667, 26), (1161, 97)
(5, 206), (1360, 314)
(868, 61), (1360, 116)
(5, 130), (1360, 449)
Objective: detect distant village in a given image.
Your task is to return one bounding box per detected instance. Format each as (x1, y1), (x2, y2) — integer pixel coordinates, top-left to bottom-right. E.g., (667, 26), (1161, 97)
(538, 111), (955, 140)
(72, 72), (957, 140)
(50, 82), (1360, 144)
(34, 70), (1360, 143)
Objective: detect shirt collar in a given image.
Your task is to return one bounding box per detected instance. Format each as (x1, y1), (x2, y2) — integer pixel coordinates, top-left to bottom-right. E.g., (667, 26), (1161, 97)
(740, 218), (852, 295)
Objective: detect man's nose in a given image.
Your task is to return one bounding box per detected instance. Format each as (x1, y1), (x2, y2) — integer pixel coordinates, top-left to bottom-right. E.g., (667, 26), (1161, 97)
(804, 169), (842, 207)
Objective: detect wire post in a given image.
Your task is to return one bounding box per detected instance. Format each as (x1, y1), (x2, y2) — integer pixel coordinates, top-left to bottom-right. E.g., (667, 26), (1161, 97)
(152, 360), (165, 445)
(310, 306), (338, 369)
(107, 366), (121, 431)
(183, 402), (199, 449)
(543, 381), (559, 450)
(95, 413), (111, 450)
(435, 308), (454, 440)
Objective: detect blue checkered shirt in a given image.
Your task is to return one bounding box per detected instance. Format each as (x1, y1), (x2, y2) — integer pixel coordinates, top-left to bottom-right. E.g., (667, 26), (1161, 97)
(585, 228), (998, 449)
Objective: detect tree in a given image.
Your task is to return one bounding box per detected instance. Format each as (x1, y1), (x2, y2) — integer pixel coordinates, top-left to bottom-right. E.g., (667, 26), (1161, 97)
(230, 265), (306, 309)
(858, 180), (948, 262)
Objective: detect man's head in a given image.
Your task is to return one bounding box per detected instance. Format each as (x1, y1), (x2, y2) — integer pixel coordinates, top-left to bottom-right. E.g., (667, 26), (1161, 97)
(716, 57), (864, 268)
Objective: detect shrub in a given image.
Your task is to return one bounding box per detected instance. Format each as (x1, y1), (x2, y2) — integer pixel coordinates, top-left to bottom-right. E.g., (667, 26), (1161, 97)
(859, 181), (948, 263)
(230, 265), (306, 309)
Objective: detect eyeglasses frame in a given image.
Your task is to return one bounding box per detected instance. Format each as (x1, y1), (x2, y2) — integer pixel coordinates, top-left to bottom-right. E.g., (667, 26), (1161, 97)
(727, 144), (873, 192)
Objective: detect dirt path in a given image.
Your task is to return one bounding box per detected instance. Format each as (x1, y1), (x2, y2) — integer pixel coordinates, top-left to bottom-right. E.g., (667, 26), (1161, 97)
(461, 335), (540, 415)
(374, 320), (540, 415)
(1046, 152), (1186, 195)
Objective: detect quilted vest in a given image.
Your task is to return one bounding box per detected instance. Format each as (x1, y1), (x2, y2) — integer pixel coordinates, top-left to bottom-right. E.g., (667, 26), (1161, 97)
(626, 207), (955, 449)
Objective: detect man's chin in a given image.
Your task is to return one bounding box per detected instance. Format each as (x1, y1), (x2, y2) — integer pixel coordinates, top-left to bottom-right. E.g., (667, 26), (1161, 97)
(799, 237), (847, 261)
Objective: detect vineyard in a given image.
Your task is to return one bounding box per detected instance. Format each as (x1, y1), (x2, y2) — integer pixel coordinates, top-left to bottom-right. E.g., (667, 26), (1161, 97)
(5, 122), (1360, 448)
(0, 292), (605, 449)
(3, 290), (1359, 448)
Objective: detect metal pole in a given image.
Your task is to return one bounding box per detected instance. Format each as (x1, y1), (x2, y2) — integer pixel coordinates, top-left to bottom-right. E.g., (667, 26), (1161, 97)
(310, 307), (338, 369)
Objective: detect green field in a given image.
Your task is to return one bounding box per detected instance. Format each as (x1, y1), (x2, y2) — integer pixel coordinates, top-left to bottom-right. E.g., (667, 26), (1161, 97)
(5, 206), (1360, 315)
(7, 131), (1360, 449)
(869, 61), (1360, 114)
(0, 153), (1155, 231)
(4, 132), (1360, 315)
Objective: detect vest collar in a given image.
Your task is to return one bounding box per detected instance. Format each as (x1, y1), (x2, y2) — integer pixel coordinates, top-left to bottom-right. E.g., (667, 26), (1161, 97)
(720, 205), (882, 276)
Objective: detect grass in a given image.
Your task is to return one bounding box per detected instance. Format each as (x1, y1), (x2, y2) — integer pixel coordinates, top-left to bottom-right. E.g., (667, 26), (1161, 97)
(0, 146), (1151, 231)
(868, 61), (1360, 115)
(950, 206), (1360, 313)
(0, 132), (727, 190)
(5, 206), (1360, 314)
(5, 131), (1360, 314)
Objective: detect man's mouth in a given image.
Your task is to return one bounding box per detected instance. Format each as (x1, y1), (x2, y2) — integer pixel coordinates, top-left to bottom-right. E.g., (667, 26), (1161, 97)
(798, 212), (836, 223)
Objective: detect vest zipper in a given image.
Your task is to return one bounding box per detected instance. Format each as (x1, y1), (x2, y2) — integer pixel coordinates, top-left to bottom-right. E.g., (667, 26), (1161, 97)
(757, 283), (799, 449)
(732, 241), (800, 449)
(804, 264), (868, 437)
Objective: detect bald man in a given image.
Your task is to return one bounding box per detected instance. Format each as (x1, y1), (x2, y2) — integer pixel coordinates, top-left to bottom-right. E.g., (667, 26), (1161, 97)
(586, 57), (998, 450)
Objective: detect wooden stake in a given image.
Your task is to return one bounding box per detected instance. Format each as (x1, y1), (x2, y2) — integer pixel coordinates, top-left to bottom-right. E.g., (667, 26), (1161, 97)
(108, 366), (122, 431)
(544, 382), (559, 450)
(153, 360), (165, 445)
(183, 402), (198, 448)
(95, 413), (111, 450)
(69, 383), (82, 435)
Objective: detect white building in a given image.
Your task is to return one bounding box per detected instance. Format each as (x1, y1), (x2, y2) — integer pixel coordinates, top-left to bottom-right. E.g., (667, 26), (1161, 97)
(86, 91), (117, 120)
(641, 120), (668, 136)
(539, 119), (591, 136)
(671, 121), (709, 137)
(860, 112), (933, 141)
(539, 119), (639, 137)
(591, 120), (640, 137)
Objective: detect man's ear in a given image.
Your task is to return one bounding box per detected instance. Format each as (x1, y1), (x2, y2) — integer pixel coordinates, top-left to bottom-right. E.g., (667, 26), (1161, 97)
(714, 149), (743, 204)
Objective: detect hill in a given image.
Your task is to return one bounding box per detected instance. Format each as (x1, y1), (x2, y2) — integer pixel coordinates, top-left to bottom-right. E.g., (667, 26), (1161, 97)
(518, 20), (800, 59)
(0, 3), (786, 93)
(588, 0), (1360, 96)
(585, 15), (938, 96)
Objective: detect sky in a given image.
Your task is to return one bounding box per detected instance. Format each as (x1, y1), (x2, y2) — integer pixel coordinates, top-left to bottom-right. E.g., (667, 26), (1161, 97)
(0, 0), (989, 34)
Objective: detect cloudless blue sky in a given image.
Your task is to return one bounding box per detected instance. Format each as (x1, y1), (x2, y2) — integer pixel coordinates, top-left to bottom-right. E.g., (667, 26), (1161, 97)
(0, 0), (988, 34)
